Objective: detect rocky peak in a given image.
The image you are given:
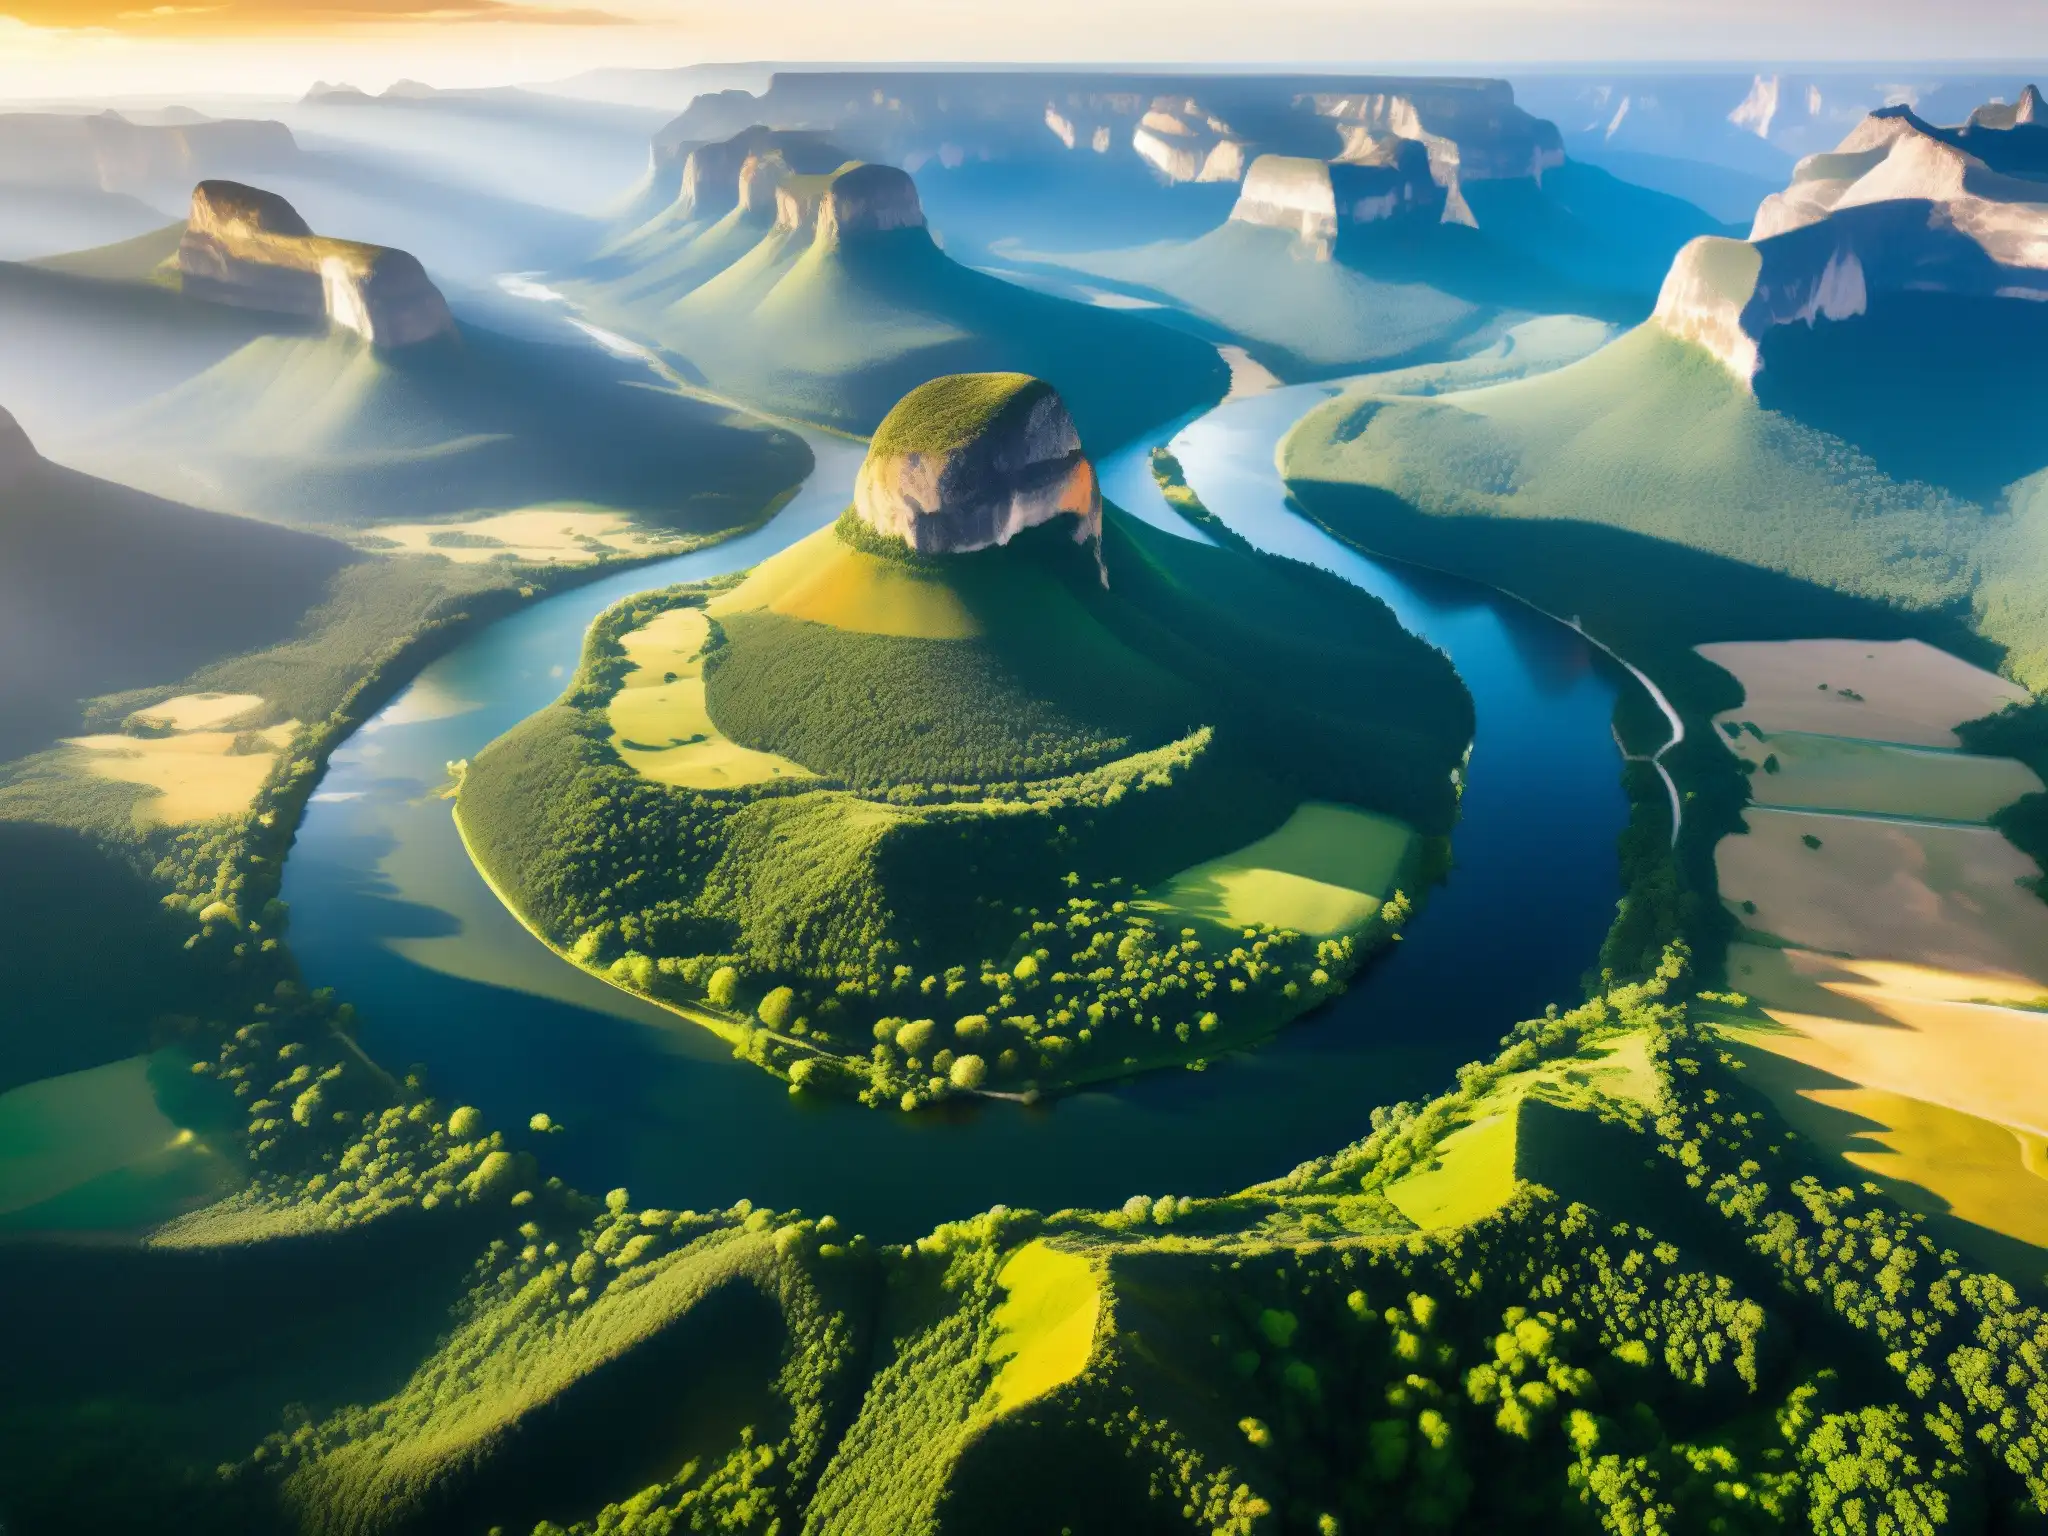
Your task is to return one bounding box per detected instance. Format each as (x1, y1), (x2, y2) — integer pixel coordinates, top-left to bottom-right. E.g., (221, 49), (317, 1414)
(816, 163), (925, 244)
(178, 179), (454, 349)
(853, 373), (1103, 562)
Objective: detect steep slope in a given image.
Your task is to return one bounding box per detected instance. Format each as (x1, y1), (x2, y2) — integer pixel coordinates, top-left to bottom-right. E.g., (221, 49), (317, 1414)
(0, 405), (356, 761)
(28, 184), (812, 530)
(77, 322), (811, 529)
(566, 146), (1228, 448)
(459, 373), (1471, 1104)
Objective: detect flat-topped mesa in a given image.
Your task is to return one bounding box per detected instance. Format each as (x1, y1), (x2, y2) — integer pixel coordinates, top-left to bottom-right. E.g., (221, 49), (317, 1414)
(178, 180), (454, 348)
(1230, 146), (1445, 254)
(816, 162), (925, 244)
(1658, 88), (2048, 389)
(853, 374), (1103, 562)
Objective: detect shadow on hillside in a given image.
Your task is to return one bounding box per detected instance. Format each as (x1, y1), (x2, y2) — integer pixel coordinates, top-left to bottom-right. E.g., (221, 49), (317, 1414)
(1757, 292), (2048, 505)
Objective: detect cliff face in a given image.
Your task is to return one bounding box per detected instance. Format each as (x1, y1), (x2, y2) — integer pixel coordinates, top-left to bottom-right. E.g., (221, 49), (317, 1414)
(1656, 88), (2048, 386)
(854, 374), (1103, 560)
(640, 72), (1564, 199)
(815, 162), (925, 244)
(1303, 83), (1563, 186)
(1230, 145), (1445, 253)
(673, 126), (844, 223)
(1133, 99), (1252, 184)
(177, 180), (455, 349)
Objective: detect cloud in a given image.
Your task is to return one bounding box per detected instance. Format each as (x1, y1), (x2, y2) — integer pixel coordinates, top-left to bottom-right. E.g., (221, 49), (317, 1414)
(3, 0), (630, 31)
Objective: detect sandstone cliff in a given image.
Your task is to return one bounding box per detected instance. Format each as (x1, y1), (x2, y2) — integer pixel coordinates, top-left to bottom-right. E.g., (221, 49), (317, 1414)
(1133, 98), (1252, 184)
(1655, 88), (2048, 386)
(815, 162), (925, 244)
(177, 180), (454, 349)
(853, 374), (1103, 562)
(1229, 145), (1446, 253)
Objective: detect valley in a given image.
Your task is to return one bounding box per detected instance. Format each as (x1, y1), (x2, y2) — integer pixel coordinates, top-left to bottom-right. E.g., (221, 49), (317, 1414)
(3, 56), (2048, 1536)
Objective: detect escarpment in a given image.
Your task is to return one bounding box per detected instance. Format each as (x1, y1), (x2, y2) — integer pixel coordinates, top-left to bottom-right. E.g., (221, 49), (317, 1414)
(177, 180), (454, 348)
(1655, 87), (2048, 386)
(853, 373), (1103, 559)
(1230, 145), (1446, 253)
(675, 127), (844, 222)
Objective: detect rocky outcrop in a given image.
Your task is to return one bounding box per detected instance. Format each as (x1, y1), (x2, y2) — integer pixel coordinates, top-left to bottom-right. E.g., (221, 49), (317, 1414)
(177, 180), (454, 349)
(1302, 81), (1563, 186)
(816, 163), (925, 244)
(1133, 99), (1251, 184)
(673, 126), (844, 223)
(1230, 145), (1446, 253)
(854, 374), (1103, 561)
(1657, 88), (2048, 386)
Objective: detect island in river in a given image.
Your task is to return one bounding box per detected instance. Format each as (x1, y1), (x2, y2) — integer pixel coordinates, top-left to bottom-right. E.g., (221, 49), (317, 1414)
(455, 373), (1474, 1105)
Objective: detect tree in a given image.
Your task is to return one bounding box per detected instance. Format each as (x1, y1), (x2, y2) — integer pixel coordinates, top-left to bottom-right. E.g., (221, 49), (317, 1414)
(706, 965), (740, 1008)
(950, 1054), (988, 1089)
(758, 986), (797, 1031)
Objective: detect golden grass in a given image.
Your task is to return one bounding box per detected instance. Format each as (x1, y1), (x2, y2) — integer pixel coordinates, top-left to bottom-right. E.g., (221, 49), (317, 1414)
(708, 524), (982, 640)
(0, 1051), (238, 1233)
(369, 506), (689, 566)
(607, 607), (813, 790)
(126, 691), (267, 732)
(1719, 810), (2048, 987)
(1716, 941), (2048, 1257)
(987, 1241), (1101, 1414)
(1740, 732), (2043, 822)
(1143, 800), (1415, 938)
(1697, 638), (2030, 748)
(67, 718), (298, 829)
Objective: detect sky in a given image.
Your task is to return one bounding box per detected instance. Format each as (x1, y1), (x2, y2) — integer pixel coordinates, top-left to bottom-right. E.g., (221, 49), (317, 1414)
(1, 0), (2043, 100)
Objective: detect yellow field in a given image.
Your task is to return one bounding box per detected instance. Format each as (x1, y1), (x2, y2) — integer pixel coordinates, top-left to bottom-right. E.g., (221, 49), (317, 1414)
(1386, 1107), (1521, 1229)
(126, 691), (267, 732)
(67, 717), (298, 829)
(369, 506), (690, 566)
(607, 607), (814, 789)
(0, 1052), (239, 1234)
(1697, 638), (2029, 747)
(987, 1241), (1101, 1413)
(1719, 809), (2048, 986)
(709, 523), (982, 639)
(1144, 801), (1416, 938)
(1717, 986), (2048, 1265)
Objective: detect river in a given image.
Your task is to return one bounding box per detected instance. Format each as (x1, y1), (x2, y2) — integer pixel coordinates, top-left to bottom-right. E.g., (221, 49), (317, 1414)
(281, 372), (1631, 1240)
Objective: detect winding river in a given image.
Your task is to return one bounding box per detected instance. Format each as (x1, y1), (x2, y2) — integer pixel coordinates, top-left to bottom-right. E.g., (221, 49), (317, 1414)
(281, 367), (1632, 1240)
